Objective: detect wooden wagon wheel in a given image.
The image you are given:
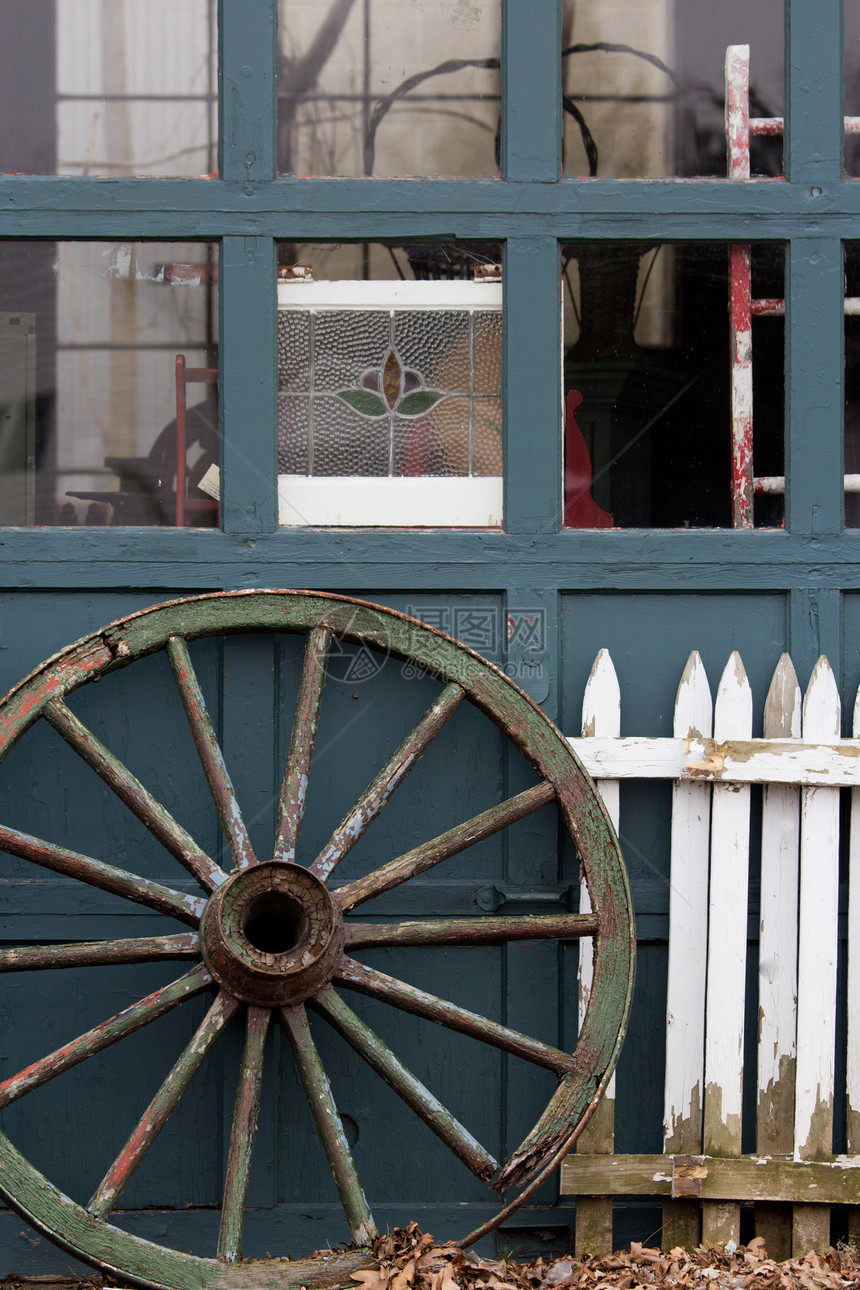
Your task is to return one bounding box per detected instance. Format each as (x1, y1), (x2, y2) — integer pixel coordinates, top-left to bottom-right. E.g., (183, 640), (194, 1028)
(0, 591), (634, 1290)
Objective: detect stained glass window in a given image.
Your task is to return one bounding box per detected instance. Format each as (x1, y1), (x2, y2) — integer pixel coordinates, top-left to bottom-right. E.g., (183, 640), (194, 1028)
(277, 275), (502, 526)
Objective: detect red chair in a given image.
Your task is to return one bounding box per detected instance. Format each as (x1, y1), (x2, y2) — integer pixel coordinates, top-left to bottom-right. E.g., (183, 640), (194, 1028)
(174, 353), (219, 527)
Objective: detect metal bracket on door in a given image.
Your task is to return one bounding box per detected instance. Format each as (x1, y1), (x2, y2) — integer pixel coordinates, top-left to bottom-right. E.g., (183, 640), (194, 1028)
(476, 884), (574, 912)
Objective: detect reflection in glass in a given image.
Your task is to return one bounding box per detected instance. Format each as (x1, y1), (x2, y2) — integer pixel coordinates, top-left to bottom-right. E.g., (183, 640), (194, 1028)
(277, 1), (500, 177)
(561, 0), (783, 177)
(845, 6), (860, 175)
(845, 246), (860, 526)
(562, 243), (784, 528)
(276, 243), (502, 527)
(0, 243), (219, 527)
(0, 0), (217, 177)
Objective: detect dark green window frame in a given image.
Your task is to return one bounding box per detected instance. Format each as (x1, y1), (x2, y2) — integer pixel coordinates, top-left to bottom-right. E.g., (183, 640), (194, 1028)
(0, 0), (852, 678)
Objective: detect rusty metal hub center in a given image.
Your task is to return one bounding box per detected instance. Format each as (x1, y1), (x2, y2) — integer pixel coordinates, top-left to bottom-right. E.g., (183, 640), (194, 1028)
(199, 861), (345, 1006)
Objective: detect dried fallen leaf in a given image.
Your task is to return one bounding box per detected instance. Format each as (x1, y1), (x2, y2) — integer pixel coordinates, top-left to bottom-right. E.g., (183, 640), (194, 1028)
(544, 1260), (575, 1287)
(352, 1272), (391, 1290)
(391, 1258), (417, 1290)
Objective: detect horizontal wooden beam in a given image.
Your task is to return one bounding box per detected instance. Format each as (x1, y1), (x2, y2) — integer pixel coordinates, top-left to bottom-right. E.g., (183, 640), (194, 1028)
(567, 736), (860, 787)
(6, 529), (860, 592)
(561, 1153), (673, 1197)
(560, 1154), (860, 1204)
(1, 174), (859, 229)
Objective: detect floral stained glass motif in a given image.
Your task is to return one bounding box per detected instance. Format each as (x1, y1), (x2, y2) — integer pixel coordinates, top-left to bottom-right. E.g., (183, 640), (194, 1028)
(337, 348), (446, 419)
(277, 301), (502, 480)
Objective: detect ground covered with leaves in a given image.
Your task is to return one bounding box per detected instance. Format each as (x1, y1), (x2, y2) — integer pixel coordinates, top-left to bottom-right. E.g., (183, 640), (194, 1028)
(3, 1227), (860, 1290)
(355, 1225), (860, 1290)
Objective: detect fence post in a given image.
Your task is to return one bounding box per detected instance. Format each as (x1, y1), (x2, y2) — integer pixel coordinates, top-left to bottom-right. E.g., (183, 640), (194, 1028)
(793, 657), (841, 1254)
(848, 683), (860, 1243)
(755, 654), (801, 1259)
(574, 649), (621, 1256)
(663, 652), (712, 1250)
(702, 653), (752, 1246)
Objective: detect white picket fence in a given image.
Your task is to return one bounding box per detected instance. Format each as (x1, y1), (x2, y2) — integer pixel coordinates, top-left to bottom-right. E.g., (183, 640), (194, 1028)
(561, 650), (860, 1259)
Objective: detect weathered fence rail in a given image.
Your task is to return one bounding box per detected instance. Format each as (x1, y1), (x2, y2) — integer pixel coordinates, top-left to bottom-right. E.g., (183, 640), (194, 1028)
(562, 650), (860, 1259)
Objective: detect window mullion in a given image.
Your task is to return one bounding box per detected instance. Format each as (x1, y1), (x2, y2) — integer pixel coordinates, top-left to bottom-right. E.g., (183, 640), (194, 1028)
(785, 0), (843, 184)
(503, 237), (562, 533)
(785, 237), (845, 535)
(218, 0), (277, 183)
(500, 0), (561, 182)
(219, 236), (278, 534)
(218, 2), (277, 535)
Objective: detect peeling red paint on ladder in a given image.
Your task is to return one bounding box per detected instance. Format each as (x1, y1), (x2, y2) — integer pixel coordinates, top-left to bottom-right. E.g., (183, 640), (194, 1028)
(726, 46), (754, 530)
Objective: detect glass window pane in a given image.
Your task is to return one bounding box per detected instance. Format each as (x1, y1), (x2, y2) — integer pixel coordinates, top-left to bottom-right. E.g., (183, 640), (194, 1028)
(562, 242), (785, 528)
(846, 243), (860, 525)
(0, 241), (219, 527)
(277, 1), (500, 177)
(561, 0), (784, 177)
(0, 0), (217, 177)
(276, 242), (502, 526)
(846, 4), (860, 175)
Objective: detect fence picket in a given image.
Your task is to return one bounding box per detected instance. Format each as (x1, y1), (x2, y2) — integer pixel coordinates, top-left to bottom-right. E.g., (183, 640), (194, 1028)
(848, 684), (860, 1242)
(755, 654), (801, 1259)
(702, 652), (753, 1246)
(663, 651), (713, 1250)
(575, 650), (620, 1256)
(794, 657), (841, 1254)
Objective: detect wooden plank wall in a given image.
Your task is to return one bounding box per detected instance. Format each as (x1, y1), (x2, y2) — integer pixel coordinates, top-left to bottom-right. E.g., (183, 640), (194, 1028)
(565, 651), (859, 1259)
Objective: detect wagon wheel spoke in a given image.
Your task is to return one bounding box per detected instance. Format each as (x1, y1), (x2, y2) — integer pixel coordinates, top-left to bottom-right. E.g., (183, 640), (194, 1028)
(335, 780), (556, 912)
(273, 625), (333, 864)
(0, 823), (205, 926)
(166, 637), (257, 871)
(218, 1005), (271, 1263)
(312, 985), (498, 1181)
(43, 698), (228, 892)
(311, 680), (465, 881)
(334, 958), (574, 1075)
(0, 932), (200, 972)
(88, 991), (239, 1219)
(280, 1003), (378, 1247)
(0, 963), (212, 1110)
(345, 913), (598, 950)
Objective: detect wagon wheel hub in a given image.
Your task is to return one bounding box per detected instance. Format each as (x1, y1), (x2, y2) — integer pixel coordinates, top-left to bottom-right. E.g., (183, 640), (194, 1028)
(200, 861), (345, 1006)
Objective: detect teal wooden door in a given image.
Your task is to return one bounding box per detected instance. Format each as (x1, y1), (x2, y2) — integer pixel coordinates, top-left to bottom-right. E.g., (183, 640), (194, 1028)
(0, 0), (857, 1274)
